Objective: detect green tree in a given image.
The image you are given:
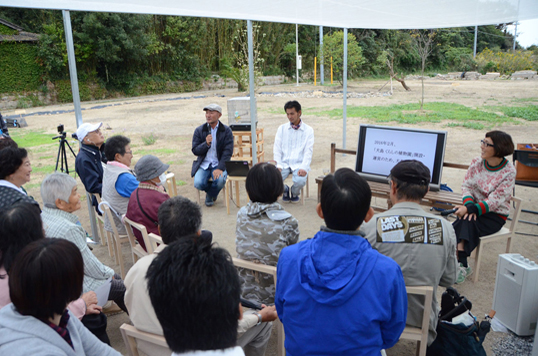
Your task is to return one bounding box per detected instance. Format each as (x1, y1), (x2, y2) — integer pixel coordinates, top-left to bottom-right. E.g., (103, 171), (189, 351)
(320, 31), (365, 84)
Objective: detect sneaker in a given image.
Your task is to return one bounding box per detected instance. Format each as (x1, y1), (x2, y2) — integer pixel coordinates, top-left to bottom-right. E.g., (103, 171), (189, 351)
(205, 194), (214, 207)
(283, 185), (290, 202)
(456, 263), (472, 284)
(290, 193), (300, 203)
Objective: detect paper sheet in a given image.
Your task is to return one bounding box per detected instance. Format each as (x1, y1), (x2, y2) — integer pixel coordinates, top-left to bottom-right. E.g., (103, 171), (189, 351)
(95, 277), (112, 307)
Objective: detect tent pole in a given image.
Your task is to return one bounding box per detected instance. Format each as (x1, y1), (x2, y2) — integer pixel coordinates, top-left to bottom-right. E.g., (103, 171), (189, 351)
(63, 10), (99, 243)
(247, 20), (258, 165)
(473, 25), (477, 58)
(320, 26), (324, 85)
(343, 28), (348, 150)
(296, 24), (299, 86)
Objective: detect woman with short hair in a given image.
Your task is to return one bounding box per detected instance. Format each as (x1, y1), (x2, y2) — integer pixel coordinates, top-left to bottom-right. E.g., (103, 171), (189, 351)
(0, 238), (120, 355)
(102, 135), (138, 235)
(40, 172), (128, 313)
(235, 162), (299, 304)
(453, 130), (516, 284)
(0, 147), (39, 211)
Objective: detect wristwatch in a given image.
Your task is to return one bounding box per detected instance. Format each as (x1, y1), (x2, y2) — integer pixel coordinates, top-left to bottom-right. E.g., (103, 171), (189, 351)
(255, 312), (263, 326)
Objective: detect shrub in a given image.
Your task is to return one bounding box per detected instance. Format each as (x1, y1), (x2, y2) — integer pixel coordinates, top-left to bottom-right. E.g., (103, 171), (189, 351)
(476, 48), (534, 75)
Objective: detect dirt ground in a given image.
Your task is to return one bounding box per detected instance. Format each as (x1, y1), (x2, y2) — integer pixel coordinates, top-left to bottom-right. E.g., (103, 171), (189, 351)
(6, 78), (538, 355)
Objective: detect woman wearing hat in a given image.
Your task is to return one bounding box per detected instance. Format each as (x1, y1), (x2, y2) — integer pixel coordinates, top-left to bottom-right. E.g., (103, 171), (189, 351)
(126, 155), (171, 251)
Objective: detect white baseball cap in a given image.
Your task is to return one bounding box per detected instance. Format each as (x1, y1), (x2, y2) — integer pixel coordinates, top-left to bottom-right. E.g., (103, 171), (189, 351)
(203, 104), (222, 113)
(76, 122), (102, 142)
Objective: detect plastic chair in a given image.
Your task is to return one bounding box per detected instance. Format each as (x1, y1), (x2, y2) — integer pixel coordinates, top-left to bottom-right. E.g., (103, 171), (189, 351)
(88, 192), (113, 258)
(470, 197), (522, 283)
(100, 203), (130, 279)
(231, 257), (285, 356)
(123, 215), (152, 260)
(399, 285), (434, 356)
(120, 323), (168, 356)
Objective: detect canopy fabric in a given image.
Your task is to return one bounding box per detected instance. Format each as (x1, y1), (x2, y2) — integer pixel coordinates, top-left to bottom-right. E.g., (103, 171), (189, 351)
(5, 0), (538, 28)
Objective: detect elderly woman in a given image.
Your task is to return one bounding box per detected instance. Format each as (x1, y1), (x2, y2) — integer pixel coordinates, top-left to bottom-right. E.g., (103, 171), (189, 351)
(453, 130), (516, 284)
(126, 155), (170, 251)
(236, 162), (300, 304)
(0, 147), (39, 211)
(0, 238), (120, 355)
(40, 172), (128, 313)
(102, 135), (138, 235)
(0, 203), (110, 344)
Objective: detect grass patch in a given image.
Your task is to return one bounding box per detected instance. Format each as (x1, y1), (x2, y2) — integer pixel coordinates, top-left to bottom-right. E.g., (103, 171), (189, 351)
(485, 105), (538, 121)
(511, 98), (538, 103)
(24, 183), (42, 190)
(9, 130), (56, 147)
(311, 102), (519, 129)
(31, 164), (57, 174)
(135, 148), (177, 156)
(141, 133), (157, 145)
(177, 180), (187, 186)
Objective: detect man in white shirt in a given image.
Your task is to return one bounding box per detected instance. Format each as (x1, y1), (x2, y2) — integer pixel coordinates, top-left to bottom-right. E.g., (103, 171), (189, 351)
(273, 100), (314, 203)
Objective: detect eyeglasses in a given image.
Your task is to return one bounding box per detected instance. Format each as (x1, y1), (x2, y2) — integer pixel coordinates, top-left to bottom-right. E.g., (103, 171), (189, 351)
(480, 140), (494, 148)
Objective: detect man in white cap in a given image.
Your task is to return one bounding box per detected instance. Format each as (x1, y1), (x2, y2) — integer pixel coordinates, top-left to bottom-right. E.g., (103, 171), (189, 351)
(191, 104), (234, 207)
(75, 122), (106, 211)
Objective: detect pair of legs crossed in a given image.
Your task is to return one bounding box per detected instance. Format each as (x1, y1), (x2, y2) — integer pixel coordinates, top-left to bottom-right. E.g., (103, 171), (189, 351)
(280, 167), (307, 197)
(194, 166), (227, 199)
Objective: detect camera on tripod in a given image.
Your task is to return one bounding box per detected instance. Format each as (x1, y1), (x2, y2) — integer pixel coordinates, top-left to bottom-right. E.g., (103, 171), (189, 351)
(52, 123), (77, 173)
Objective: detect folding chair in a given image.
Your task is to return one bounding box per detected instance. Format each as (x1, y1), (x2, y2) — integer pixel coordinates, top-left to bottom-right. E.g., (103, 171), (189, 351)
(100, 203), (130, 279)
(120, 323), (169, 356)
(470, 197), (522, 282)
(231, 257), (285, 356)
(123, 215), (152, 261)
(399, 285), (434, 356)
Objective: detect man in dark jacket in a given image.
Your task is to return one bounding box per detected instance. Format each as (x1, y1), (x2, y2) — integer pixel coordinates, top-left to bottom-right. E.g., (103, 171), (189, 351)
(74, 122), (107, 212)
(191, 104), (234, 207)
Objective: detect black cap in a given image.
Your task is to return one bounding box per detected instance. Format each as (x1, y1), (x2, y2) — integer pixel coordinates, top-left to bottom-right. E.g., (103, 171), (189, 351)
(390, 160), (431, 186)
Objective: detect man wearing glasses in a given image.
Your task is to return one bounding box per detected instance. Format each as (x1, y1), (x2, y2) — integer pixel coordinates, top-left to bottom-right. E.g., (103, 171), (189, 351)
(75, 122), (107, 213)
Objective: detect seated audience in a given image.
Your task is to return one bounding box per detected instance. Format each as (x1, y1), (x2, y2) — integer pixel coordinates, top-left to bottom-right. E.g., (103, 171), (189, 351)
(453, 130), (516, 283)
(0, 147), (40, 211)
(236, 162), (299, 304)
(147, 238), (247, 356)
(360, 160), (457, 346)
(102, 135), (138, 235)
(126, 155), (171, 251)
(275, 168), (407, 355)
(0, 203), (111, 344)
(74, 122), (107, 212)
(0, 136), (18, 150)
(0, 238), (120, 356)
(40, 172), (128, 313)
(126, 196), (274, 356)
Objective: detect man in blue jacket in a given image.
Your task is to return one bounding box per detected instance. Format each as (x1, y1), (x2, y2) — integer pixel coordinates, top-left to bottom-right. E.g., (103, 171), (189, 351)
(275, 168), (408, 355)
(191, 104), (234, 207)
(75, 122), (106, 212)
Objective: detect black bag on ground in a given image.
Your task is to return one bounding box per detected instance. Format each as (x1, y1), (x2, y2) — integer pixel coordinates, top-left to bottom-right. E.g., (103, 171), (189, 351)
(81, 312), (110, 345)
(426, 287), (489, 356)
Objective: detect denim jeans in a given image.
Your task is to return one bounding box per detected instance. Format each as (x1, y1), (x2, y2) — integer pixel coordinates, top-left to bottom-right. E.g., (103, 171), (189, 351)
(194, 166), (227, 198)
(281, 168), (307, 196)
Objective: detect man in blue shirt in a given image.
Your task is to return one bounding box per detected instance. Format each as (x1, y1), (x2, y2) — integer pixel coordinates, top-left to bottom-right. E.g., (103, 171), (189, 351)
(191, 104), (234, 207)
(275, 168), (408, 355)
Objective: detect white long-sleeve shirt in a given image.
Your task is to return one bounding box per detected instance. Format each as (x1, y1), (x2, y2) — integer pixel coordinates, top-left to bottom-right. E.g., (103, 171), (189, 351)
(273, 121), (314, 172)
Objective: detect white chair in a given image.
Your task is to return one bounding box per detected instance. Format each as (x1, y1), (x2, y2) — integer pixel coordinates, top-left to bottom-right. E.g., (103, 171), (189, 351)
(123, 215), (152, 260)
(100, 203), (130, 279)
(470, 196), (522, 282)
(120, 323), (169, 356)
(231, 257), (285, 356)
(283, 175), (309, 205)
(399, 285), (434, 356)
(88, 192), (113, 258)
(148, 233), (163, 253)
(165, 172), (177, 197)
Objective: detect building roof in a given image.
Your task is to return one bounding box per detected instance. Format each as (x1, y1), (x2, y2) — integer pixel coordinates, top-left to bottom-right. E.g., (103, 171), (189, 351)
(0, 18), (39, 42)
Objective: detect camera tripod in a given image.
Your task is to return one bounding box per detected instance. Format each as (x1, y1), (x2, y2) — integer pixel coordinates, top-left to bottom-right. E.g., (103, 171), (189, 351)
(53, 131), (77, 174)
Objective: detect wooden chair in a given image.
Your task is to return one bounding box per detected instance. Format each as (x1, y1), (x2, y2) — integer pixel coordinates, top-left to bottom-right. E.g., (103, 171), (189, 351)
(88, 192), (113, 258)
(283, 175), (309, 205)
(195, 177), (226, 206)
(123, 215), (152, 261)
(165, 172), (178, 197)
(470, 196), (522, 282)
(100, 203), (130, 279)
(399, 285), (434, 356)
(231, 257), (285, 356)
(148, 233), (163, 253)
(120, 323), (168, 356)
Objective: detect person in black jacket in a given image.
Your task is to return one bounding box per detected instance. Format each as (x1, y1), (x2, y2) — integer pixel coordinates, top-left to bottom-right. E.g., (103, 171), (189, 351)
(191, 104), (234, 207)
(0, 113), (9, 138)
(74, 123), (107, 212)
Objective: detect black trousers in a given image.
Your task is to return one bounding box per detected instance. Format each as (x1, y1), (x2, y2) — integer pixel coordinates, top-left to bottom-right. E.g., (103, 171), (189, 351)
(452, 212), (505, 256)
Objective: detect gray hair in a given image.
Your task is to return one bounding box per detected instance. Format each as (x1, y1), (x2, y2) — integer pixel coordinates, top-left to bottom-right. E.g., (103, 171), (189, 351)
(40, 173), (77, 208)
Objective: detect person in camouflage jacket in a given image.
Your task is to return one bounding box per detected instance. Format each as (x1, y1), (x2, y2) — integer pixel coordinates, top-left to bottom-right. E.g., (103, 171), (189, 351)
(236, 163), (299, 305)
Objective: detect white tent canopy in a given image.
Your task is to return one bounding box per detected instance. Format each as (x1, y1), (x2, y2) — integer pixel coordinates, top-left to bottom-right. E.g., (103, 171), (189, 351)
(4, 0), (538, 29)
